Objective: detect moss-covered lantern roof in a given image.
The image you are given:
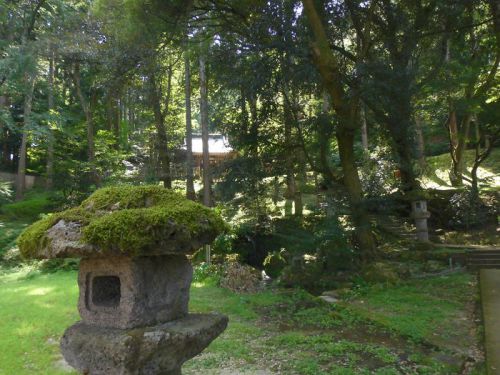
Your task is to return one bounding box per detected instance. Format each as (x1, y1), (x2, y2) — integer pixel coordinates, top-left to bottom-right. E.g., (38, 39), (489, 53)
(18, 185), (226, 259)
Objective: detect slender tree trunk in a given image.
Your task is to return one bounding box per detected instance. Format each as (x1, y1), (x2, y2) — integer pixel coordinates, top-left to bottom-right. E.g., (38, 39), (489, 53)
(295, 149), (305, 217)
(148, 70), (172, 189)
(185, 50), (195, 200)
(72, 62), (97, 185)
(283, 96), (295, 217)
(448, 109), (472, 186)
(302, 0), (376, 258)
(415, 115), (426, 170)
(384, 82), (419, 193)
(16, 75), (35, 201)
(360, 103), (368, 152)
(200, 52), (212, 266)
(0, 95), (7, 168)
(46, 48), (55, 190)
(336, 123), (376, 257)
(199, 53), (211, 207)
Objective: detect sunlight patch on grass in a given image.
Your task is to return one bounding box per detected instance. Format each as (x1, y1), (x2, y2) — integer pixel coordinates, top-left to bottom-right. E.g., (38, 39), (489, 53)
(421, 148), (500, 189)
(27, 287), (55, 296)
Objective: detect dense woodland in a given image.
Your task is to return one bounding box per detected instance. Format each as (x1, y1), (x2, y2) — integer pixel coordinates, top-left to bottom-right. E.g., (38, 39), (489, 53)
(0, 0), (499, 276)
(0, 1), (499, 374)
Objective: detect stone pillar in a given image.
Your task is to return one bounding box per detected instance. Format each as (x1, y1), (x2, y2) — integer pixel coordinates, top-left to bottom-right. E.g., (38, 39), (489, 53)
(411, 200), (431, 242)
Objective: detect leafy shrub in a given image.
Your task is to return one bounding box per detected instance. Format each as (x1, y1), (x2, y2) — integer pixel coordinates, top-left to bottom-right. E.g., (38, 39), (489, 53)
(448, 189), (494, 229)
(359, 147), (399, 197)
(263, 250), (287, 278)
(0, 191), (59, 220)
(193, 263), (223, 283)
(0, 181), (12, 205)
(39, 258), (80, 273)
(279, 257), (338, 293)
(212, 232), (235, 256)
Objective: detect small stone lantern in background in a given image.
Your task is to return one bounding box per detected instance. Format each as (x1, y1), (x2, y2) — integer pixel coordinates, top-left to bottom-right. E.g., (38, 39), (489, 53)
(18, 186), (228, 375)
(410, 199), (431, 242)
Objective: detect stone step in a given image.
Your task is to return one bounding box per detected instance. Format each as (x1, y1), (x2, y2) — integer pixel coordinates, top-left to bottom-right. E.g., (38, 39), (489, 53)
(466, 250), (500, 269)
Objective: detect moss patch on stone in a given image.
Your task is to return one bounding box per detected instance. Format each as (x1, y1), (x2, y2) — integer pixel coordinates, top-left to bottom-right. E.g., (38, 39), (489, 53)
(17, 185), (226, 258)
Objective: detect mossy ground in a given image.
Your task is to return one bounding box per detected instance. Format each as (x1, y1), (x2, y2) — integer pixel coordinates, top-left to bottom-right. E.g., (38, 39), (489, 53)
(17, 185), (226, 258)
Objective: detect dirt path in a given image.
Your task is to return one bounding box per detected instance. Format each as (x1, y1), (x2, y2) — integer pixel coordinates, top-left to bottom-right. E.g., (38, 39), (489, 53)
(480, 269), (500, 375)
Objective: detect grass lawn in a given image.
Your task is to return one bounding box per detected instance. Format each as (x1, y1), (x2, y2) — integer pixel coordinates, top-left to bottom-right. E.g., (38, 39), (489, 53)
(0, 267), (484, 375)
(0, 220), (29, 258)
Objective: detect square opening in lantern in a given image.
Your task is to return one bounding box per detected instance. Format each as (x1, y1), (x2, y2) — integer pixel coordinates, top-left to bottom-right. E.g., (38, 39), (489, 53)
(91, 275), (121, 308)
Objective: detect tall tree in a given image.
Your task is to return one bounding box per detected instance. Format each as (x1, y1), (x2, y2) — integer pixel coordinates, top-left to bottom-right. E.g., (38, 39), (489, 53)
(200, 51), (211, 207)
(302, 0), (376, 258)
(45, 45), (55, 189)
(72, 61), (97, 185)
(15, 72), (35, 201)
(185, 46), (195, 200)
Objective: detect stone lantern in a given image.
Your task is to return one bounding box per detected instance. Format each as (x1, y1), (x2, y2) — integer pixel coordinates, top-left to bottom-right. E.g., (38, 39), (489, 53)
(410, 199), (431, 242)
(18, 186), (228, 375)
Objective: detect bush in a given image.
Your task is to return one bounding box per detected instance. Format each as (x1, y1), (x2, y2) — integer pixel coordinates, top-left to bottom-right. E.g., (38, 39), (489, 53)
(0, 181), (12, 205)
(448, 189), (495, 229)
(0, 191), (59, 220)
(359, 147), (398, 197)
(212, 232), (235, 256)
(279, 257), (338, 293)
(263, 250), (287, 278)
(193, 263), (223, 283)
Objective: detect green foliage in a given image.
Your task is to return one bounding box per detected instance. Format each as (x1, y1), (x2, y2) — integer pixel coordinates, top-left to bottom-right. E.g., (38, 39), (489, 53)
(0, 191), (59, 220)
(192, 263), (223, 283)
(359, 147), (399, 197)
(17, 185), (227, 258)
(0, 221), (28, 258)
(211, 232), (235, 256)
(360, 262), (402, 285)
(448, 189), (495, 229)
(0, 181), (12, 204)
(263, 250), (287, 278)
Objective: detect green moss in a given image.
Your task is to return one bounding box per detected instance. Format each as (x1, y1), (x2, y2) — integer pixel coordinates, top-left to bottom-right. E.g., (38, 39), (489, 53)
(17, 215), (58, 258)
(17, 207), (96, 258)
(17, 185), (226, 258)
(81, 185), (181, 211)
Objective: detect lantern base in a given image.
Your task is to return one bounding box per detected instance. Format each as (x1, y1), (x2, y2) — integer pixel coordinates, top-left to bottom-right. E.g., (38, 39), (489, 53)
(61, 313), (228, 375)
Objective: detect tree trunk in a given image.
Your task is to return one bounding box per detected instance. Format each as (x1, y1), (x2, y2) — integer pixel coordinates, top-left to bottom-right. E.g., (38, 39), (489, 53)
(199, 53), (211, 207)
(302, 0), (376, 258)
(46, 48), (55, 190)
(414, 115), (426, 171)
(448, 109), (472, 186)
(72, 62), (97, 185)
(185, 50), (195, 200)
(283, 95), (295, 217)
(200, 52), (212, 266)
(360, 103), (369, 152)
(16, 75), (35, 201)
(295, 149), (305, 217)
(148, 69), (172, 189)
(0, 95), (8, 168)
(337, 124), (376, 257)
